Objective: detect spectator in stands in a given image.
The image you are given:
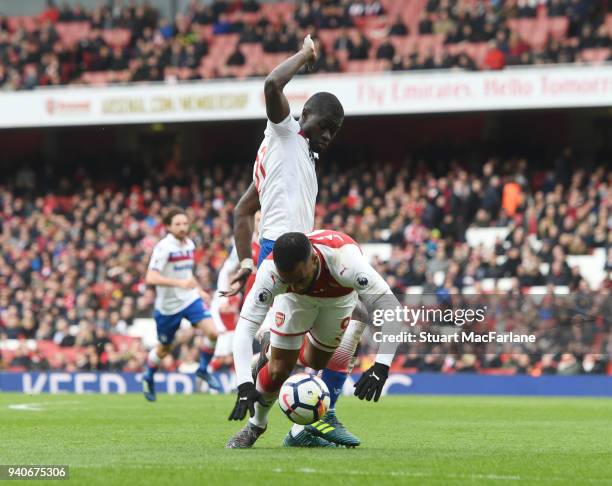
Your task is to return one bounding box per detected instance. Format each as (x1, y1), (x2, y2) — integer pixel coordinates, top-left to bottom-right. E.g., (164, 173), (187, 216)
(10, 344), (32, 370)
(239, 24), (263, 44)
(348, 0), (384, 17)
(2, 0), (610, 89)
(226, 45), (245, 66)
(315, 52), (342, 73)
(548, 0), (566, 17)
(418, 12), (434, 35)
(557, 353), (581, 375)
(388, 15), (408, 36)
(376, 39), (395, 61)
(110, 47), (129, 71)
(444, 24), (463, 44)
(454, 52), (478, 71)
(348, 31), (370, 60)
(333, 28), (353, 52)
(294, 3), (314, 28)
(578, 24), (597, 49)
(434, 10), (455, 36)
(484, 41), (506, 70)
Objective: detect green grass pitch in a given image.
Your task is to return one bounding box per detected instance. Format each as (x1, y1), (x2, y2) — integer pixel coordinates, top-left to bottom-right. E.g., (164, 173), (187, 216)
(1, 393), (611, 485)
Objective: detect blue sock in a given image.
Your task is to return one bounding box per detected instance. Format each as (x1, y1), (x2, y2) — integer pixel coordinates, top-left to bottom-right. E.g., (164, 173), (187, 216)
(198, 350), (214, 373)
(321, 368), (348, 409)
(144, 365), (156, 381)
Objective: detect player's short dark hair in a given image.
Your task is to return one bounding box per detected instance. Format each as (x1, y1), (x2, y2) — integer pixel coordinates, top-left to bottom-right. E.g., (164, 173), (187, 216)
(304, 92), (344, 121)
(163, 208), (187, 226)
(273, 232), (312, 273)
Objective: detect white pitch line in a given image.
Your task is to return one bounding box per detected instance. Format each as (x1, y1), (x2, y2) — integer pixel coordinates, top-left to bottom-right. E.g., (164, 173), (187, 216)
(266, 466), (610, 484)
(8, 400), (81, 412)
(69, 464), (612, 483)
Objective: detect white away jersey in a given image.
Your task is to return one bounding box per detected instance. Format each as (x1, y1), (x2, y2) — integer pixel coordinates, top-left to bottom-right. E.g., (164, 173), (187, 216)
(148, 234), (199, 315)
(240, 230), (391, 325)
(253, 114), (318, 241)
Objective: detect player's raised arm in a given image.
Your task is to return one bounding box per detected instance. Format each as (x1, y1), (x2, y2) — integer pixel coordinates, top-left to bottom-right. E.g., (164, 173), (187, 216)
(264, 34), (316, 123)
(221, 182), (260, 297)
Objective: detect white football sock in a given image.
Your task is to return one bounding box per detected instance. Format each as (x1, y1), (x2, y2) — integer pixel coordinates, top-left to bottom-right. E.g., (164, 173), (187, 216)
(148, 348), (161, 367)
(249, 392), (277, 428)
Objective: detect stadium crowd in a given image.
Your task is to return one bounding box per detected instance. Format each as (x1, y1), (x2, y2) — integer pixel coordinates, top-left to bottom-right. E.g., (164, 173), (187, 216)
(1, 148), (610, 375)
(0, 0), (610, 89)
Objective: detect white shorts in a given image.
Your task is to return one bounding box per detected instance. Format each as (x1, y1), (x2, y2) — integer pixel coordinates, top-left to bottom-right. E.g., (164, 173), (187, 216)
(213, 330), (234, 357)
(269, 292), (358, 352)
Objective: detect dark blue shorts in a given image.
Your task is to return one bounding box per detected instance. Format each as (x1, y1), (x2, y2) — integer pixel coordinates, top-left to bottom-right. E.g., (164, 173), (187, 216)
(154, 298), (212, 345)
(258, 238), (275, 268)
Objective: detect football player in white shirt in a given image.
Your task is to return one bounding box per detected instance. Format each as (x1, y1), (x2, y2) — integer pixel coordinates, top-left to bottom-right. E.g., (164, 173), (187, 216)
(226, 231), (401, 449)
(222, 35), (369, 447)
(142, 209), (222, 401)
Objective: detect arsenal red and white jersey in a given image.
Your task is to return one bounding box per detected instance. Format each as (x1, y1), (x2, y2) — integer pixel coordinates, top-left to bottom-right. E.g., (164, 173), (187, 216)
(239, 230), (391, 325)
(253, 115), (318, 241)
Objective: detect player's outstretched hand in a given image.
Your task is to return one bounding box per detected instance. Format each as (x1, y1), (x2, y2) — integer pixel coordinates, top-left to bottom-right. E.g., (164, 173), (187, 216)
(354, 362), (389, 402)
(229, 382), (265, 420)
(302, 34), (317, 70)
(219, 268), (252, 297)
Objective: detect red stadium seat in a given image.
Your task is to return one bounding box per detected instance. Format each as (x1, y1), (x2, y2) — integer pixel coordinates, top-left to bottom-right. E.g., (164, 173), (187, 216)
(81, 71), (113, 86)
(387, 35), (413, 56)
(508, 17), (568, 49)
(109, 335), (134, 349)
(55, 22), (91, 48)
(353, 15), (389, 31)
(399, 0), (428, 35)
(59, 347), (78, 364)
(239, 43), (263, 60)
(259, 2), (293, 25)
(2, 350), (16, 365)
(580, 48), (610, 64)
(102, 29), (131, 49)
(463, 42), (489, 67)
(345, 60), (368, 73)
(37, 340), (60, 358)
(548, 17), (569, 40)
(316, 30), (339, 53)
(7, 15), (39, 33)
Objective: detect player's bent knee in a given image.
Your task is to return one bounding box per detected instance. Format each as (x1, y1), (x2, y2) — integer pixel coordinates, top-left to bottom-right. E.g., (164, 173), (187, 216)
(302, 343), (333, 371)
(199, 318), (219, 340)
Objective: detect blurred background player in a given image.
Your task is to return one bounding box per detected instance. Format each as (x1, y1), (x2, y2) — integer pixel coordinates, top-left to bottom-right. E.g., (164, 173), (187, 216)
(142, 208), (221, 401)
(226, 231), (400, 449)
(221, 34), (366, 447)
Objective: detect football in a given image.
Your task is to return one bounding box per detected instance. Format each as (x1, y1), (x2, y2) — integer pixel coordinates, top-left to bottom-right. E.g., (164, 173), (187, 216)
(278, 373), (331, 425)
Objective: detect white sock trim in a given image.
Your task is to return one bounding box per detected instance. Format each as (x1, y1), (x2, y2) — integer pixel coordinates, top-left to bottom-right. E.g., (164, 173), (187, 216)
(290, 424), (305, 437)
(148, 348), (161, 366)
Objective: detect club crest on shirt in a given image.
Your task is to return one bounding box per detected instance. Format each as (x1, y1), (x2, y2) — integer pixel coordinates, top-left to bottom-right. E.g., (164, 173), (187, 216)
(275, 312), (285, 327)
(355, 272), (370, 289)
(257, 289), (272, 305)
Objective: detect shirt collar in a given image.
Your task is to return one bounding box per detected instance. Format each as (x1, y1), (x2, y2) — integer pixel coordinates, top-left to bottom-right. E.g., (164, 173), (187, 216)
(298, 130), (319, 162)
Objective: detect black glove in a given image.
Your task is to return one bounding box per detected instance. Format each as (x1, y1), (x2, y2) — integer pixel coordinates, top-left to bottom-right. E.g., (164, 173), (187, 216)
(228, 382), (265, 421)
(219, 268), (252, 297)
(354, 362), (389, 402)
